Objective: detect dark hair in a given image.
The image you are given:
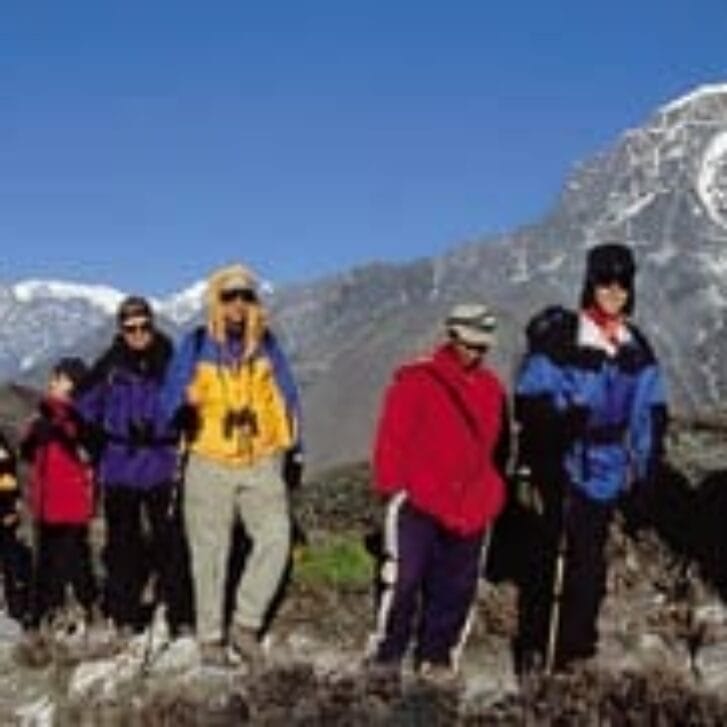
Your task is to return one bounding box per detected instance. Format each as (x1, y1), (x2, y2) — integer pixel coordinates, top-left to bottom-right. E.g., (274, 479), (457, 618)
(53, 356), (89, 389)
(580, 243), (636, 314)
(117, 295), (153, 324)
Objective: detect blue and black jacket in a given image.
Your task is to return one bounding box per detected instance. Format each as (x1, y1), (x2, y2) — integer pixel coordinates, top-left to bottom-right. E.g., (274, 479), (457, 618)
(515, 307), (668, 503)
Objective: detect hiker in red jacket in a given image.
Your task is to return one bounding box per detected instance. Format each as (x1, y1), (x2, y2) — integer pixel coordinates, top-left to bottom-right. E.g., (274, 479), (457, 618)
(20, 357), (98, 637)
(369, 303), (510, 681)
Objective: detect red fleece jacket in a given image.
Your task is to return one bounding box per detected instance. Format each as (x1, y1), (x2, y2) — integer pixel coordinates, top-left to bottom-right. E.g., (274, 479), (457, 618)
(373, 344), (507, 535)
(22, 397), (94, 525)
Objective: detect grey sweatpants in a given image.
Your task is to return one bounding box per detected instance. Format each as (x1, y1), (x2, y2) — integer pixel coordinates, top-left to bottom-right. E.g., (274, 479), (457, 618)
(183, 453), (290, 641)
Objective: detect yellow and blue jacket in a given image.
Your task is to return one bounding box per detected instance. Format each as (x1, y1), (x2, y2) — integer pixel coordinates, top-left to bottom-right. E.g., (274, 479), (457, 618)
(161, 328), (301, 467)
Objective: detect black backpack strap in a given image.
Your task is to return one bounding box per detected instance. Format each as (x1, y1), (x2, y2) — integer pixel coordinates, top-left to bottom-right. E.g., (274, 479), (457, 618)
(192, 325), (206, 356)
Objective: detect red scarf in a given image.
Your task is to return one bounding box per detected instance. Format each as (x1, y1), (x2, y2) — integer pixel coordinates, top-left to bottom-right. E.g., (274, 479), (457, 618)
(584, 305), (625, 347)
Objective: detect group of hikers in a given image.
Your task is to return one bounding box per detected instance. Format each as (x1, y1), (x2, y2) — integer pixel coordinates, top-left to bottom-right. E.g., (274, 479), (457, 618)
(0, 242), (668, 683)
(0, 262), (302, 668)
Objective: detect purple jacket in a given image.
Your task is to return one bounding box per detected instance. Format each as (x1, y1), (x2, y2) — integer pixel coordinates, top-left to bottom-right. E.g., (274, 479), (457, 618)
(76, 333), (179, 489)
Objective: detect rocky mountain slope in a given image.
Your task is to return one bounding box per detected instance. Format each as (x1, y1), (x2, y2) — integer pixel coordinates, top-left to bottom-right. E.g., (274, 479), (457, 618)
(5, 84), (727, 469)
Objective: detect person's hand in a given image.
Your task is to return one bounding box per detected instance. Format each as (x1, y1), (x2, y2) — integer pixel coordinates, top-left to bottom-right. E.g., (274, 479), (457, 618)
(513, 465), (544, 515)
(2, 512), (18, 528)
(283, 448), (304, 490)
(173, 405), (200, 441)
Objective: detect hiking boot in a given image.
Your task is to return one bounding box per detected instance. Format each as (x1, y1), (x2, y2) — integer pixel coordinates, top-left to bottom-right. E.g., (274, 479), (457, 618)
(14, 630), (51, 668)
(200, 640), (229, 668)
(151, 634), (199, 674)
(362, 657), (403, 700)
(229, 625), (262, 664)
(111, 624), (136, 651)
(417, 661), (459, 687)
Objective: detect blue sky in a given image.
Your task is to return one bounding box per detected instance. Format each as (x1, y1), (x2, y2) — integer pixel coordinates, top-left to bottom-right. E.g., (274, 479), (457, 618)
(1, 1), (726, 295)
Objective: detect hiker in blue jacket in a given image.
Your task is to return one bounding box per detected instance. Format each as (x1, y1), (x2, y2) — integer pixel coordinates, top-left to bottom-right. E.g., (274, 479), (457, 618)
(514, 243), (668, 673)
(77, 296), (193, 640)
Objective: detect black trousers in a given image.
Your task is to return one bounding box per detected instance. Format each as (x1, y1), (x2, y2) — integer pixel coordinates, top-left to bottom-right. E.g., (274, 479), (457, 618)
(103, 484), (193, 632)
(0, 526), (30, 620)
(515, 485), (612, 672)
(30, 523), (96, 628)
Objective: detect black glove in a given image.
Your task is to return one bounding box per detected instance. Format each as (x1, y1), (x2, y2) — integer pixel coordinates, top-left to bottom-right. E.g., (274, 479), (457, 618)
(621, 479), (654, 536)
(512, 464), (545, 516)
(173, 405), (200, 441)
(283, 448), (304, 490)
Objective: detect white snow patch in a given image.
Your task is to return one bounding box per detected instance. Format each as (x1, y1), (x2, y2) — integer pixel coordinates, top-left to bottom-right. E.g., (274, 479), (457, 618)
(155, 280), (207, 324)
(698, 131), (727, 230)
(20, 355), (37, 372)
(509, 249), (530, 284)
(13, 280), (125, 316)
(646, 244), (678, 266)
(659, 83), (727, 115)
(538, 254), (566, 274)
(697, 250), (727, 280)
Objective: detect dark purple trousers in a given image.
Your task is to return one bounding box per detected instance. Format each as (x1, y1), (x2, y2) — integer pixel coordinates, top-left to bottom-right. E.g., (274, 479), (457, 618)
(373, 496), (485, 667)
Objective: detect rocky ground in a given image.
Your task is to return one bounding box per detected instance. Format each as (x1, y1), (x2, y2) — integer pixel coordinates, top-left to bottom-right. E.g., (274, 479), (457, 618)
(4, 421), (727, 724)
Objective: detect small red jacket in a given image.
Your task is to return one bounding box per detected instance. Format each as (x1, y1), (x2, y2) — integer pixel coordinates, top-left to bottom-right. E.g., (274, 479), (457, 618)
(373, 344), (508, 535)
(22, 398), (94, 525)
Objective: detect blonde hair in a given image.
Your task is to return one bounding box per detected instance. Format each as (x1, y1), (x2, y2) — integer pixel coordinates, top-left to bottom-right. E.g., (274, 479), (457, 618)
(205, 263), (268, 356)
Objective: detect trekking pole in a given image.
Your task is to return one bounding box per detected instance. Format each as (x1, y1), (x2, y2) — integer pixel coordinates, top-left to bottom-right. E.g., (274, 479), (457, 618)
(544, 492), (568, 675)
(544, 528), (566, 674)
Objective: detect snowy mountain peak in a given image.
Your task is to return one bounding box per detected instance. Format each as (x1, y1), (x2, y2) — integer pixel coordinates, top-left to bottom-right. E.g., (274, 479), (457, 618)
(155, 280), (207, 324)
(11, 278), (212, 326)
(658, 83), (727, 116)
(12, 280), (126, 316)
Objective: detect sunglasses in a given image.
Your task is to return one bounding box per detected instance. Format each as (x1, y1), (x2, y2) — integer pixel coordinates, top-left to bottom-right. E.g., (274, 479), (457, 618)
(219, 288), (257, 304)
(121, 321), (153, 335)
(462, 341), (489, 354)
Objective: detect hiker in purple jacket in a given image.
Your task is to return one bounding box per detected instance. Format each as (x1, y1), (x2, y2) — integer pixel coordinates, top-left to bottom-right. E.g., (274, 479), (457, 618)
(77, 296), (193, 640)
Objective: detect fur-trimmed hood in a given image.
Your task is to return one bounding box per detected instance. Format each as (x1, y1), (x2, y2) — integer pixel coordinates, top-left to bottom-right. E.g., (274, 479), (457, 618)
(205, 263), (268, 356)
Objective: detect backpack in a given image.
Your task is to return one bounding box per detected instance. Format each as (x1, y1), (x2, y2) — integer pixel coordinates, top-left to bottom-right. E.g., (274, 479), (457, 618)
(525, 305), (578, 363)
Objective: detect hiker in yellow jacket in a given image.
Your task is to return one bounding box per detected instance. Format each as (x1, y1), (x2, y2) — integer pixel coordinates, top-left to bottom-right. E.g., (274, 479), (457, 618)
(162, 264), (302, 666)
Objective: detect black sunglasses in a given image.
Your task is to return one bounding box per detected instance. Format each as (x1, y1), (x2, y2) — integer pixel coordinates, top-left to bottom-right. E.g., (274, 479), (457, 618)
(219, 288), (257, 304)
(121, 321), (153, 335)
(462, 341), (489, 353)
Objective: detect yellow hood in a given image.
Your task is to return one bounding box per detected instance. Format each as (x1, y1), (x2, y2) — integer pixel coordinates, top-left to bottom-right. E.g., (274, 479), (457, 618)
(205, 263), (268, 356)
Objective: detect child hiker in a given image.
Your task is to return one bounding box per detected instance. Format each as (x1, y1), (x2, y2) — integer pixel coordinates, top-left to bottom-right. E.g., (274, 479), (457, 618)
(19, 357), (99, 650)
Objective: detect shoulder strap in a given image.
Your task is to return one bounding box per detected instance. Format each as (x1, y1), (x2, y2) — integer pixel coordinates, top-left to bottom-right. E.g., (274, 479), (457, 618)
(422, 364), (480, 440)
(192, 325), (206, 356)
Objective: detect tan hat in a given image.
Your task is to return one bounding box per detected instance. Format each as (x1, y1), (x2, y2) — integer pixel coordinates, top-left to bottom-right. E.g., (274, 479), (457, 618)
(446, 303), (496, 347)
(217, 265), (258, 294)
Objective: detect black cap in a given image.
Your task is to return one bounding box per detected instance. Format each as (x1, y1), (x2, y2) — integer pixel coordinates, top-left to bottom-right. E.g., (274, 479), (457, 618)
(117, 295), (153, 324)
(581, 243), (636, 314)
(586, 243), (635, 283)
(53, 357), (88, 389)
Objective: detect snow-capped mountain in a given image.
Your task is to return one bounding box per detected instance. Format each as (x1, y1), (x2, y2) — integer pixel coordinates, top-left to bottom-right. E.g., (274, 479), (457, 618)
(13, 280), (126, 317)
(11, 279), (208, 327)
(4, 83), (727, 469)
(0, 279), (208, 378)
